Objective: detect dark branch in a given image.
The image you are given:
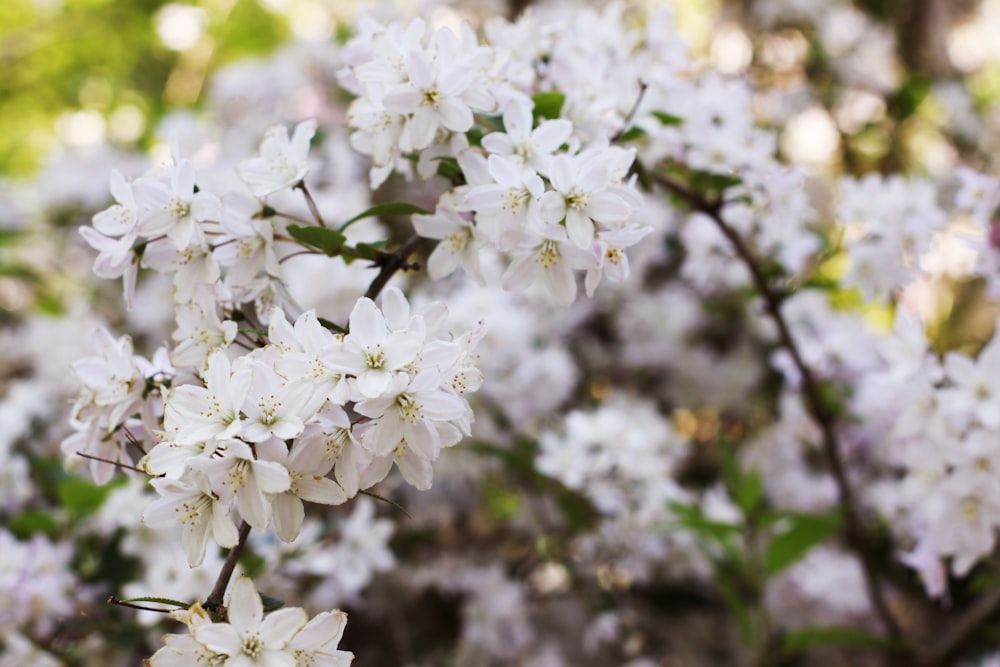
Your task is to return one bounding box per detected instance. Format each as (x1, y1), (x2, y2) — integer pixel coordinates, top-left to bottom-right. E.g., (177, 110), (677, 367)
(653, 172), (905, 644)
(364, 235), (423, 301)
(204, 521), (252, 615)
(610, 80), (648, 143)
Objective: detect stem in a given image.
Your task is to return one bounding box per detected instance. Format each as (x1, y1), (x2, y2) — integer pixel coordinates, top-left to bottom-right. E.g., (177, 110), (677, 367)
(75, 452), (143, 473)
(204, 521), (252, 614)
(297, 181), (327, 228)
(920, 588), (1000, 666)
(609, 79), (648, 143)
(364, 235), (423, 301)
(654, 173), (904, 644)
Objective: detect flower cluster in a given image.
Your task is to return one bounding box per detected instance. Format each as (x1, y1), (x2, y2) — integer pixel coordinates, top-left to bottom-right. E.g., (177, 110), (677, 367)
(147, 577), (352, 666)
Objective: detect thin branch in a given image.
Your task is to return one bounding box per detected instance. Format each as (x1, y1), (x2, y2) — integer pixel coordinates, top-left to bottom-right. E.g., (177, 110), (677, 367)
(653, 173), (904, 644)
(364, 235), (423, 301)
(75, 452), (143, 474)
(279, 249), (319, 264)
(920, 587), (1000, 666)
(269, 210), (316, 226)
(204, 521), (252, 615)
(296, 181), (328, 228)
(610, 80), (648, 143)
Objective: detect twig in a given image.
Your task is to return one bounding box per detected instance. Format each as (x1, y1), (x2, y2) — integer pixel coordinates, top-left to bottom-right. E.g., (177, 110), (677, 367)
(653, 173), (905, 644)
(296, 181), (328, 228)
(610, 80), (648, 143)
(75, 452), (143, 473)
(920, 587), (1000, 666)
(364, 235), (423, 301)
(204, 521), (252, 615)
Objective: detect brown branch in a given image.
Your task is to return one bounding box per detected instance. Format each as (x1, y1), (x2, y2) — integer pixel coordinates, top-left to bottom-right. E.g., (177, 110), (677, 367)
(654, 173), (905, 645)
(75, 452), (144, 473)
(364, 235), (423, 301)
(296, 181), (328, 228)
(610, 80), (648, 143)
(920, 588), (1000, 666)
(204, 520), (252, 615)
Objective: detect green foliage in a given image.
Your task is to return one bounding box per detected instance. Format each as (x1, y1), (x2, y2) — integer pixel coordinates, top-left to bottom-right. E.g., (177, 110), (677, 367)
(287, 224), (347, 255)
(118, 596), (191, 610)
(57, 476), (121, 518)
(6, 510), (60, 538)
(339, 202), (432, 232)
(764, 510), (842, 576)
(531, 91), (565, 123)
(780, 625), (893, 654)
(0, 0), (290, 176)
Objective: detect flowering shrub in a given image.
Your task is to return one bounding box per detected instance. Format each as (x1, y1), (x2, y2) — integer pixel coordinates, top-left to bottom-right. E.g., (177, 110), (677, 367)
(7, 0), (1000, 665)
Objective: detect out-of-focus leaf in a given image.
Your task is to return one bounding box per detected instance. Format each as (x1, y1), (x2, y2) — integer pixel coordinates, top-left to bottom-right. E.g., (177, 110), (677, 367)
(57, 476), (117, 518)
(531, 92), (565, 123)
(7, 510), (59, 538)
(780, 626), (892, 654)
(765, 511), (841, 575)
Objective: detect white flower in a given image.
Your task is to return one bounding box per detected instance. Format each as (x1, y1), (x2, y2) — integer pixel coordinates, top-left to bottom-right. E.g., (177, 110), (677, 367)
(412, 199), (483, 283)
(143, 471), (239, 567)
(481, 98), (573, 176)
(501, 222), (596, 305)
(193, 577), (308, 666)
(165, 351), (249, 445)
(547, 148), (635, 249)
(266, 434), (350, 543)
(134, 159), (221, 250)
(325, 295), (422, 399)
(287, 611), (354, 667)
(237, 119), (317, 197)
(240, 362), (314, 443)
(189, 440), (291, 532)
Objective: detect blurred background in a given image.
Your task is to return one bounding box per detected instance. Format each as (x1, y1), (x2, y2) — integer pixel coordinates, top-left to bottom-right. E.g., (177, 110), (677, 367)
(4, 1), (1000, 666)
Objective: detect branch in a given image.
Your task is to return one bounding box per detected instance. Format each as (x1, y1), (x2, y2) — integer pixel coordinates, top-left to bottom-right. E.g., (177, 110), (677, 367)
(364, 235), (423, 301)
(75, 451), (144, 474)
(609, 80), (648, 143)
(296, 181), (328, 228)
(654, 173), (904, 644)
(204, 521), (252, 615)
(920, 587), (1000, 666)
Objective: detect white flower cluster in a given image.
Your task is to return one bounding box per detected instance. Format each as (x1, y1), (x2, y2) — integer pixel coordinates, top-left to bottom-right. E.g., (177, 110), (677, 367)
(341, 15), (651, 305)
(132, 286), (480, 567)
(148, 576), (352, 667)
(536, 394), (698, 581)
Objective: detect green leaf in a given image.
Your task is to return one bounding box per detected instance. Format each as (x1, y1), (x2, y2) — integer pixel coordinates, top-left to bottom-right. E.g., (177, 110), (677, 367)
(353, 240), (387, 261)
(117, 596), (190, 609)
(338, 202), (431, 232)
(780, 626), (891, 654)
(7, 510), (59, 538)
(616, 126), (647, 142)
(651, 111), (683, 126)
(531, 92), (566, 123)
(435, 156), (464, 184)
(0, 228), (26, 246)
(259, 593), (285, 613)
(317, 317), (346, 334)
(287, 224), (346, 255)
(765, 511), (841, 575)
(57, 477), (117, 518)
(669, 501), (742, 544)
